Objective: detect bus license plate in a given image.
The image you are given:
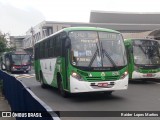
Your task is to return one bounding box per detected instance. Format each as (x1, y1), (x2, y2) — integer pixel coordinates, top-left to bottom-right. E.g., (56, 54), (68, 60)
(143, 73), (153, 77)
(98, 83), (108, 87)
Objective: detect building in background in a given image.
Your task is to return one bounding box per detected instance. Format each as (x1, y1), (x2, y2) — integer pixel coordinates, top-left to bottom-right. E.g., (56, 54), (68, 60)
(90, 11), (160, 38)
(10, 36), (25, 51)
(23, 11), (160, 54)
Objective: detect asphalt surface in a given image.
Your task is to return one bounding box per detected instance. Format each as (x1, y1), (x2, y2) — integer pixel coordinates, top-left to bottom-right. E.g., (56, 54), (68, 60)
(10, 69), (160, 120)
(0, 86), (15, 120)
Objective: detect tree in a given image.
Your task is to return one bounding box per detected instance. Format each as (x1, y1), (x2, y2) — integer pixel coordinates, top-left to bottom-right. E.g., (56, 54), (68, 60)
(5, 46), (16, 52)
(0, 33), (7, 54)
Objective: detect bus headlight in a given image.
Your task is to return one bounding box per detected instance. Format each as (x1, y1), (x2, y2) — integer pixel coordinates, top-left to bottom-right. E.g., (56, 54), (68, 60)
(71, 71), (82, 80)
(12, 66), (16, 70)
(120, 71), (128, 79)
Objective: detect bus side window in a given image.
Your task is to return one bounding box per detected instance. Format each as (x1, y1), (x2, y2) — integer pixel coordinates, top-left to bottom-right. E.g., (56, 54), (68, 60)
(40, 42), (45, 58)
(44, 41), (47, 58)
(47, 39), (50, 58)
(35, 44), (39, 60)
(55, 35), (62, 57)
(58, 36), (62, 56)
(39, 43), (42, 58)
(37, 43), (40, 59)
(48, 39), (51, 58)
(53, 37), (56, 57)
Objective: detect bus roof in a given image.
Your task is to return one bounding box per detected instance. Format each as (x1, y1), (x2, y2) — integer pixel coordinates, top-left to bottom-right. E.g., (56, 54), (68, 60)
(125, 38), (158, 42)
(62, 27), (120, 33)
(124, 38), (159, 45)
(36, 27), (120, 44)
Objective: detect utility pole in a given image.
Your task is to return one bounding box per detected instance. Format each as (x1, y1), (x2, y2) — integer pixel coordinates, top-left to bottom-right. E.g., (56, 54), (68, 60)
(30, 27), (34, 58)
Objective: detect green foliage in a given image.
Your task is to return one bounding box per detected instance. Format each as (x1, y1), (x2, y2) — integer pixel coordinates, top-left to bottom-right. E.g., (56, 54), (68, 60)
(0, 34), (7, 53)
(5, 46), (16, 52)
(0, 32), (16, 54)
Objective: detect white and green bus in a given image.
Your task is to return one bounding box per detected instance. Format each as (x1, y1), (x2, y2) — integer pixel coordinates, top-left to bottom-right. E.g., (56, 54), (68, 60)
(34, 27), (128, 97)
(124, 38), (160, 80)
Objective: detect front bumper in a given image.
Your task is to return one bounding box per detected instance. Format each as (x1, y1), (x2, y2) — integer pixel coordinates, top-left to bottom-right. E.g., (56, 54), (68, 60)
(11, 66), (31, 72)
(70, 75), (129, 93)
(132, 71), (160, 79)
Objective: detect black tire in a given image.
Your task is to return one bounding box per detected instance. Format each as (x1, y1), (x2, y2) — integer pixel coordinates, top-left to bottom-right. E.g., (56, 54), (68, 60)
(103, 91), (113, 96)
(58, 75), (68, 98)
(40, 72), (47, 88)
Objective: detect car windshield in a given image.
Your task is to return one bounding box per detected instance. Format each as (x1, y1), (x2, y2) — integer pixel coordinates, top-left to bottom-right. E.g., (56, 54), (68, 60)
(69, 31), (127, 68)
(133, 40), (160, 65)
(12, 54), (30, 65)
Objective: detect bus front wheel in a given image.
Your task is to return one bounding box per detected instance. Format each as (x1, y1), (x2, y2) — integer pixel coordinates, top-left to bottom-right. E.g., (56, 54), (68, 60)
(57, 76), (68, 98)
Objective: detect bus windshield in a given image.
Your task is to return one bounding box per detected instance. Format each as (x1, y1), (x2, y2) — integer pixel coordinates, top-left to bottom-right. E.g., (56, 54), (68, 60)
(133, 40), (160, 65)
(69, 31), (127, 68)
(12, 54), (30, 65)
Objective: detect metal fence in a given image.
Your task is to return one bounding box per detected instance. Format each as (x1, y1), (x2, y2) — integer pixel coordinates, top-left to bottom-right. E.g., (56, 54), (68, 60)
(0, 70), (60, 120)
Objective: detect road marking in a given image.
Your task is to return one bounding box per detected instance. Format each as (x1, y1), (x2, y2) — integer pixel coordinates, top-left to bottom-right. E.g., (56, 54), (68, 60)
(12, 74), (35, 79)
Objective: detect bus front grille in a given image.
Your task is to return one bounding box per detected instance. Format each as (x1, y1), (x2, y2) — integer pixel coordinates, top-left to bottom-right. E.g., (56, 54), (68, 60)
(85, 76), (118, 81)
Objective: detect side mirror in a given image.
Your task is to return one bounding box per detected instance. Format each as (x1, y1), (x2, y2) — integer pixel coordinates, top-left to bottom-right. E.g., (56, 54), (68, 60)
(65, 38), (71, 48)
(1, 64), (6, 70)
(61, 32), (67, 40)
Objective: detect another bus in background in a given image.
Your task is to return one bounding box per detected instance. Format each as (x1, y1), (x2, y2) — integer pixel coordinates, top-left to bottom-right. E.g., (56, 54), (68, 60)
(34, 27), (128, 97)
(0, 51), (31, 73)
(124, 38), (160, 80)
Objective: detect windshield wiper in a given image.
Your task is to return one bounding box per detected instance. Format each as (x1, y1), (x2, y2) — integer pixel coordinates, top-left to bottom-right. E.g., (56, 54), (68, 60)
(102, 49), (117, 67)
(138, 45), (146, 55)
(100, 41), (117, 68)
(88, 43), (99, 67)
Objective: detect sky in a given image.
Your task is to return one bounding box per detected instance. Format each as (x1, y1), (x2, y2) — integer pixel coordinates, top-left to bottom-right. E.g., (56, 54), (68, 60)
(0, 0), (160, 36)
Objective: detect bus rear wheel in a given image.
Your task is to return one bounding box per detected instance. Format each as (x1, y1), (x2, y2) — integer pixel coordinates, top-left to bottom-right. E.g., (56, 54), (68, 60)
(40, 72), (47, 88)
(58, 76), (68, 98)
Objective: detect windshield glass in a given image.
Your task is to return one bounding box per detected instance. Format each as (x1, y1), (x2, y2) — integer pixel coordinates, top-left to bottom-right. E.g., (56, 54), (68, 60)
(133, 40), (160, 65)
(99, 32), (127, 67)
(12, 54), (30, 65)
(69, 31), (127, 68)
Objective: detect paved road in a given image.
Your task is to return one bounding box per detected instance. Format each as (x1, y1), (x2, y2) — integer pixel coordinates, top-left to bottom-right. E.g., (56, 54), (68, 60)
(11, 70), (160, 120)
